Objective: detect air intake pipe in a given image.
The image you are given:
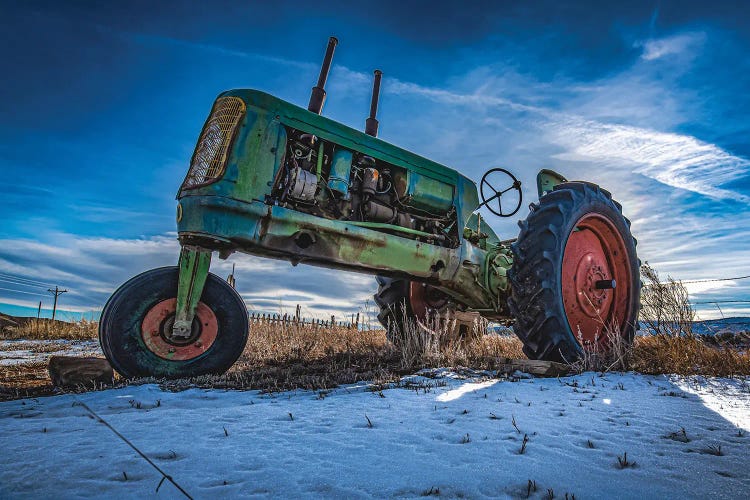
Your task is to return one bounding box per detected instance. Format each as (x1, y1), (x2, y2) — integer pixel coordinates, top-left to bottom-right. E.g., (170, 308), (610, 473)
(308, 36), (338, 114)
(365, 69), (382, 137)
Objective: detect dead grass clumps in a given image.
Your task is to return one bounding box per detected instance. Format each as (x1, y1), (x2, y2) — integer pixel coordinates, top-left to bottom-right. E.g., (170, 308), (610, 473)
(569, 321), (633, 373)
(190, 318), (525, 393)
(568, 325), (750, 377)
(387, 309), (524, 370)
(631, 334), (750, 377)
(640, 262), (694, 336)
(1, 317), (98, 340)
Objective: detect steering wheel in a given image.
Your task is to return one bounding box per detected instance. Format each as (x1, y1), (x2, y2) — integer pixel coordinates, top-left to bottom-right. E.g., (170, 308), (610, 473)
(479, 168), (523, 217)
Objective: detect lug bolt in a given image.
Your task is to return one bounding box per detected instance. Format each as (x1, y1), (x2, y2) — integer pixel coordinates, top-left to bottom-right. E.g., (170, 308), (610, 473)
(195, 341), (202, 347)
(152, 331), (160, 337)
(168, 348), (175, 353)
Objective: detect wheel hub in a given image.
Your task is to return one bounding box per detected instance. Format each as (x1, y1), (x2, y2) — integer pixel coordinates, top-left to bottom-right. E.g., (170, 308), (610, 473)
(409, 282), (449, 320)
(562, 214), (632, 347)
(141, 298), (218, 361)
(573, 254), (613, 318)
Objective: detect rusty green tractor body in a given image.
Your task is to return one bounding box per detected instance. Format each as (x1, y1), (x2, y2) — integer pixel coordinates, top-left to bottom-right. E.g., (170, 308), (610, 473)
(100, 38), (640, 379)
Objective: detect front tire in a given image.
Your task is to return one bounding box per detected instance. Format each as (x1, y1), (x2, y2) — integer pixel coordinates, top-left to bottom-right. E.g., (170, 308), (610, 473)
(508, 182), (639, 362)
(99, 266), (249, 379)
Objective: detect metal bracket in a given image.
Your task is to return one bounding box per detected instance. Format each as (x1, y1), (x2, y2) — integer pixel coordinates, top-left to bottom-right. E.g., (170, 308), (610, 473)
(536, 169), (568, 199)
(172, 246), (212, 339)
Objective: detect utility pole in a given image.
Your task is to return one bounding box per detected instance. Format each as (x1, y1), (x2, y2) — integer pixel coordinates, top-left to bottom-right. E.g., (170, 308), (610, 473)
(47, 287), (67, 321)
(37, 301), (42, 319)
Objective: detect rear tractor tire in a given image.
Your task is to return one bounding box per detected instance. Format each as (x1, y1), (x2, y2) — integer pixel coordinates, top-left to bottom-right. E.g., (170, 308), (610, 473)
(99, 266), (249, 379)
(508, 182), (640, 363)
(374, 276), (450, 346)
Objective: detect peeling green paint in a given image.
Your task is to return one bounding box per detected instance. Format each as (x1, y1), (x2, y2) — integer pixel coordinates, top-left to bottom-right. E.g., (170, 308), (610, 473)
(174, 89), (568, 320)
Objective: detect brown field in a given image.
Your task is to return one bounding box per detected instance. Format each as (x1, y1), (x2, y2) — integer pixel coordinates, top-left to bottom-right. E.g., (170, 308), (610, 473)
(0, 314), (98, 340)
(1, 314), (749, 401)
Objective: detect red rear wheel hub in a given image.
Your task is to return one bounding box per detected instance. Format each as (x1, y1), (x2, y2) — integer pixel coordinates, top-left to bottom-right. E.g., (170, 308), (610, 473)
(562, 213), (632, 347)
(409, 282), (449, 321)
(141, 298), (218, 361)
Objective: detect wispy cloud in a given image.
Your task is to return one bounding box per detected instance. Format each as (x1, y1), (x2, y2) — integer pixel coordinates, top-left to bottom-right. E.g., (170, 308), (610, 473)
(635, 32), (706, 61)
(0, 233), (375, 319)
(384, 74), (749, 203)
(548, 117), (750, 203)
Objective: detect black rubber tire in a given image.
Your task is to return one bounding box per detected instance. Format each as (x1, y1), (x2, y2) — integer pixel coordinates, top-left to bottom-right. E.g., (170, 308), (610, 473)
(374, 276), (415, 346)
(508, 182), (640, 363)
(99, 266), (249, 379)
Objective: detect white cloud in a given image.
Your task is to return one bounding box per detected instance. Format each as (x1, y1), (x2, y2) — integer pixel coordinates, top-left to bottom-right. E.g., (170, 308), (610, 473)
(547, 117), (750, 203)
(635, 32), (706, 61)
(0, 233), (379, 320)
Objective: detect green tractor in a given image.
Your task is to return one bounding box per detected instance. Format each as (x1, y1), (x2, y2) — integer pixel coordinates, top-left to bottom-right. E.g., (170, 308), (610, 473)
(100, 37), (639, 379)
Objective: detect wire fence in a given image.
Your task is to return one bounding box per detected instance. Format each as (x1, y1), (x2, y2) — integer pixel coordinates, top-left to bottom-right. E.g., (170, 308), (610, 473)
(249, 305), (360, 330)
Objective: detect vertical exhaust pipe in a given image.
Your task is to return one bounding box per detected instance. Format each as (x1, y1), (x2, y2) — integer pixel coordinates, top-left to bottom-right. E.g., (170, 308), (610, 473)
(308, 36), (338, 114)
(365, 69), (382, 137)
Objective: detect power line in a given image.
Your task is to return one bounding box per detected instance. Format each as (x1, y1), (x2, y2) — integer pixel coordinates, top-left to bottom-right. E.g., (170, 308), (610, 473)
(692, 300), (750, 304)
(0, 286), (50, 297)
(681, 274), (750, 285)
(0, 277), (50, 290)
(0, 272), (56, 287)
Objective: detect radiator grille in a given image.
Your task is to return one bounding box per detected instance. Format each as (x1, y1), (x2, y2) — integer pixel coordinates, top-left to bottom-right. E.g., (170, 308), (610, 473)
(182, 96), (246, 189)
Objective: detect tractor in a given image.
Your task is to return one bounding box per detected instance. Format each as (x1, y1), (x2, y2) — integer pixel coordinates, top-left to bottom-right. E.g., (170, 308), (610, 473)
(99, 37), (639, 379)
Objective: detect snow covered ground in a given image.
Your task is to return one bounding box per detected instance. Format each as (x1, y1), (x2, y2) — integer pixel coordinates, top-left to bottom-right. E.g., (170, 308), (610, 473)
(0, 339), (100, 367)
(1, 370), (748, 499)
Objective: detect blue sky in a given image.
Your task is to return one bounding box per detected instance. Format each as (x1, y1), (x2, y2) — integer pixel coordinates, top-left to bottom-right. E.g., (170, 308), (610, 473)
(1, 0), (749, 321)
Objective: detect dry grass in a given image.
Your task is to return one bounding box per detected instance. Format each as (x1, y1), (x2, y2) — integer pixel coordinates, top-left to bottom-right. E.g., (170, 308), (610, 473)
(0, 361), (53, 400)
(1, 317), (98, 340)
(568, 323), (750, 377)
(631, 335), (750, 377)
(2, 304), (749, 401)
(639, 262), (694, 336)
(165, 320), (525, 393)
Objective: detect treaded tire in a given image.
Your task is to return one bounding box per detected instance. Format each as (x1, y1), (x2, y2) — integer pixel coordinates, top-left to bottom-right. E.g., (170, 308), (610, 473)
(99, 266), (249, 379)
(508, 182), (639, 362)
(374, 276), (414, 346)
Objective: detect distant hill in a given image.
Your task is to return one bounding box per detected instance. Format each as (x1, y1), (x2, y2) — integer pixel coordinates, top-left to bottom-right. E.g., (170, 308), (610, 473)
(690, 317), (750, 336)
(490, 317), (750, 337)
(0, 312), (20, 330)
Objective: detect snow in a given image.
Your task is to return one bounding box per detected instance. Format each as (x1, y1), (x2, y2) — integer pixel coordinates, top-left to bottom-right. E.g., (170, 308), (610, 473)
(1, 370), (748, 498)
(0, 339), (100, 366)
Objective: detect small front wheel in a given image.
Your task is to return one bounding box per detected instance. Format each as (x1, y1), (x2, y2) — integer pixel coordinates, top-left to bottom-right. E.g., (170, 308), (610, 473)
(99, 267), (248, 379)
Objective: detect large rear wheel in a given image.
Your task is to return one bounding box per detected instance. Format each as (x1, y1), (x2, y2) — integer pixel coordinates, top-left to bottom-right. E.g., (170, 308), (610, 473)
(99, 266), (249, 379)
(374, 276), (450, 346)
(508, 182), (639, 362)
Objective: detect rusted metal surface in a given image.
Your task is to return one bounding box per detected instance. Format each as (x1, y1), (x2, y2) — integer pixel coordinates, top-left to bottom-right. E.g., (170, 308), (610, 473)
(173, 247), (212, 339)
(561, 213), (633, 346)
(141, 298), (218, 361)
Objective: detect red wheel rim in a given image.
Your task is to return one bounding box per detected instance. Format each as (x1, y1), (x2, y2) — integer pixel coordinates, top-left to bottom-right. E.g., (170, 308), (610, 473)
(562, 213), (632, 348)
(409, 282), (449, 321)
(141, 298), (218, 361)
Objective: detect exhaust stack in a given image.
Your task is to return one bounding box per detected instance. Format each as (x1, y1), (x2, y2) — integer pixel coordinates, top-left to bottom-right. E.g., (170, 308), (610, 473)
(308, 36), (338, 114)
(365, 69), (382, 137)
